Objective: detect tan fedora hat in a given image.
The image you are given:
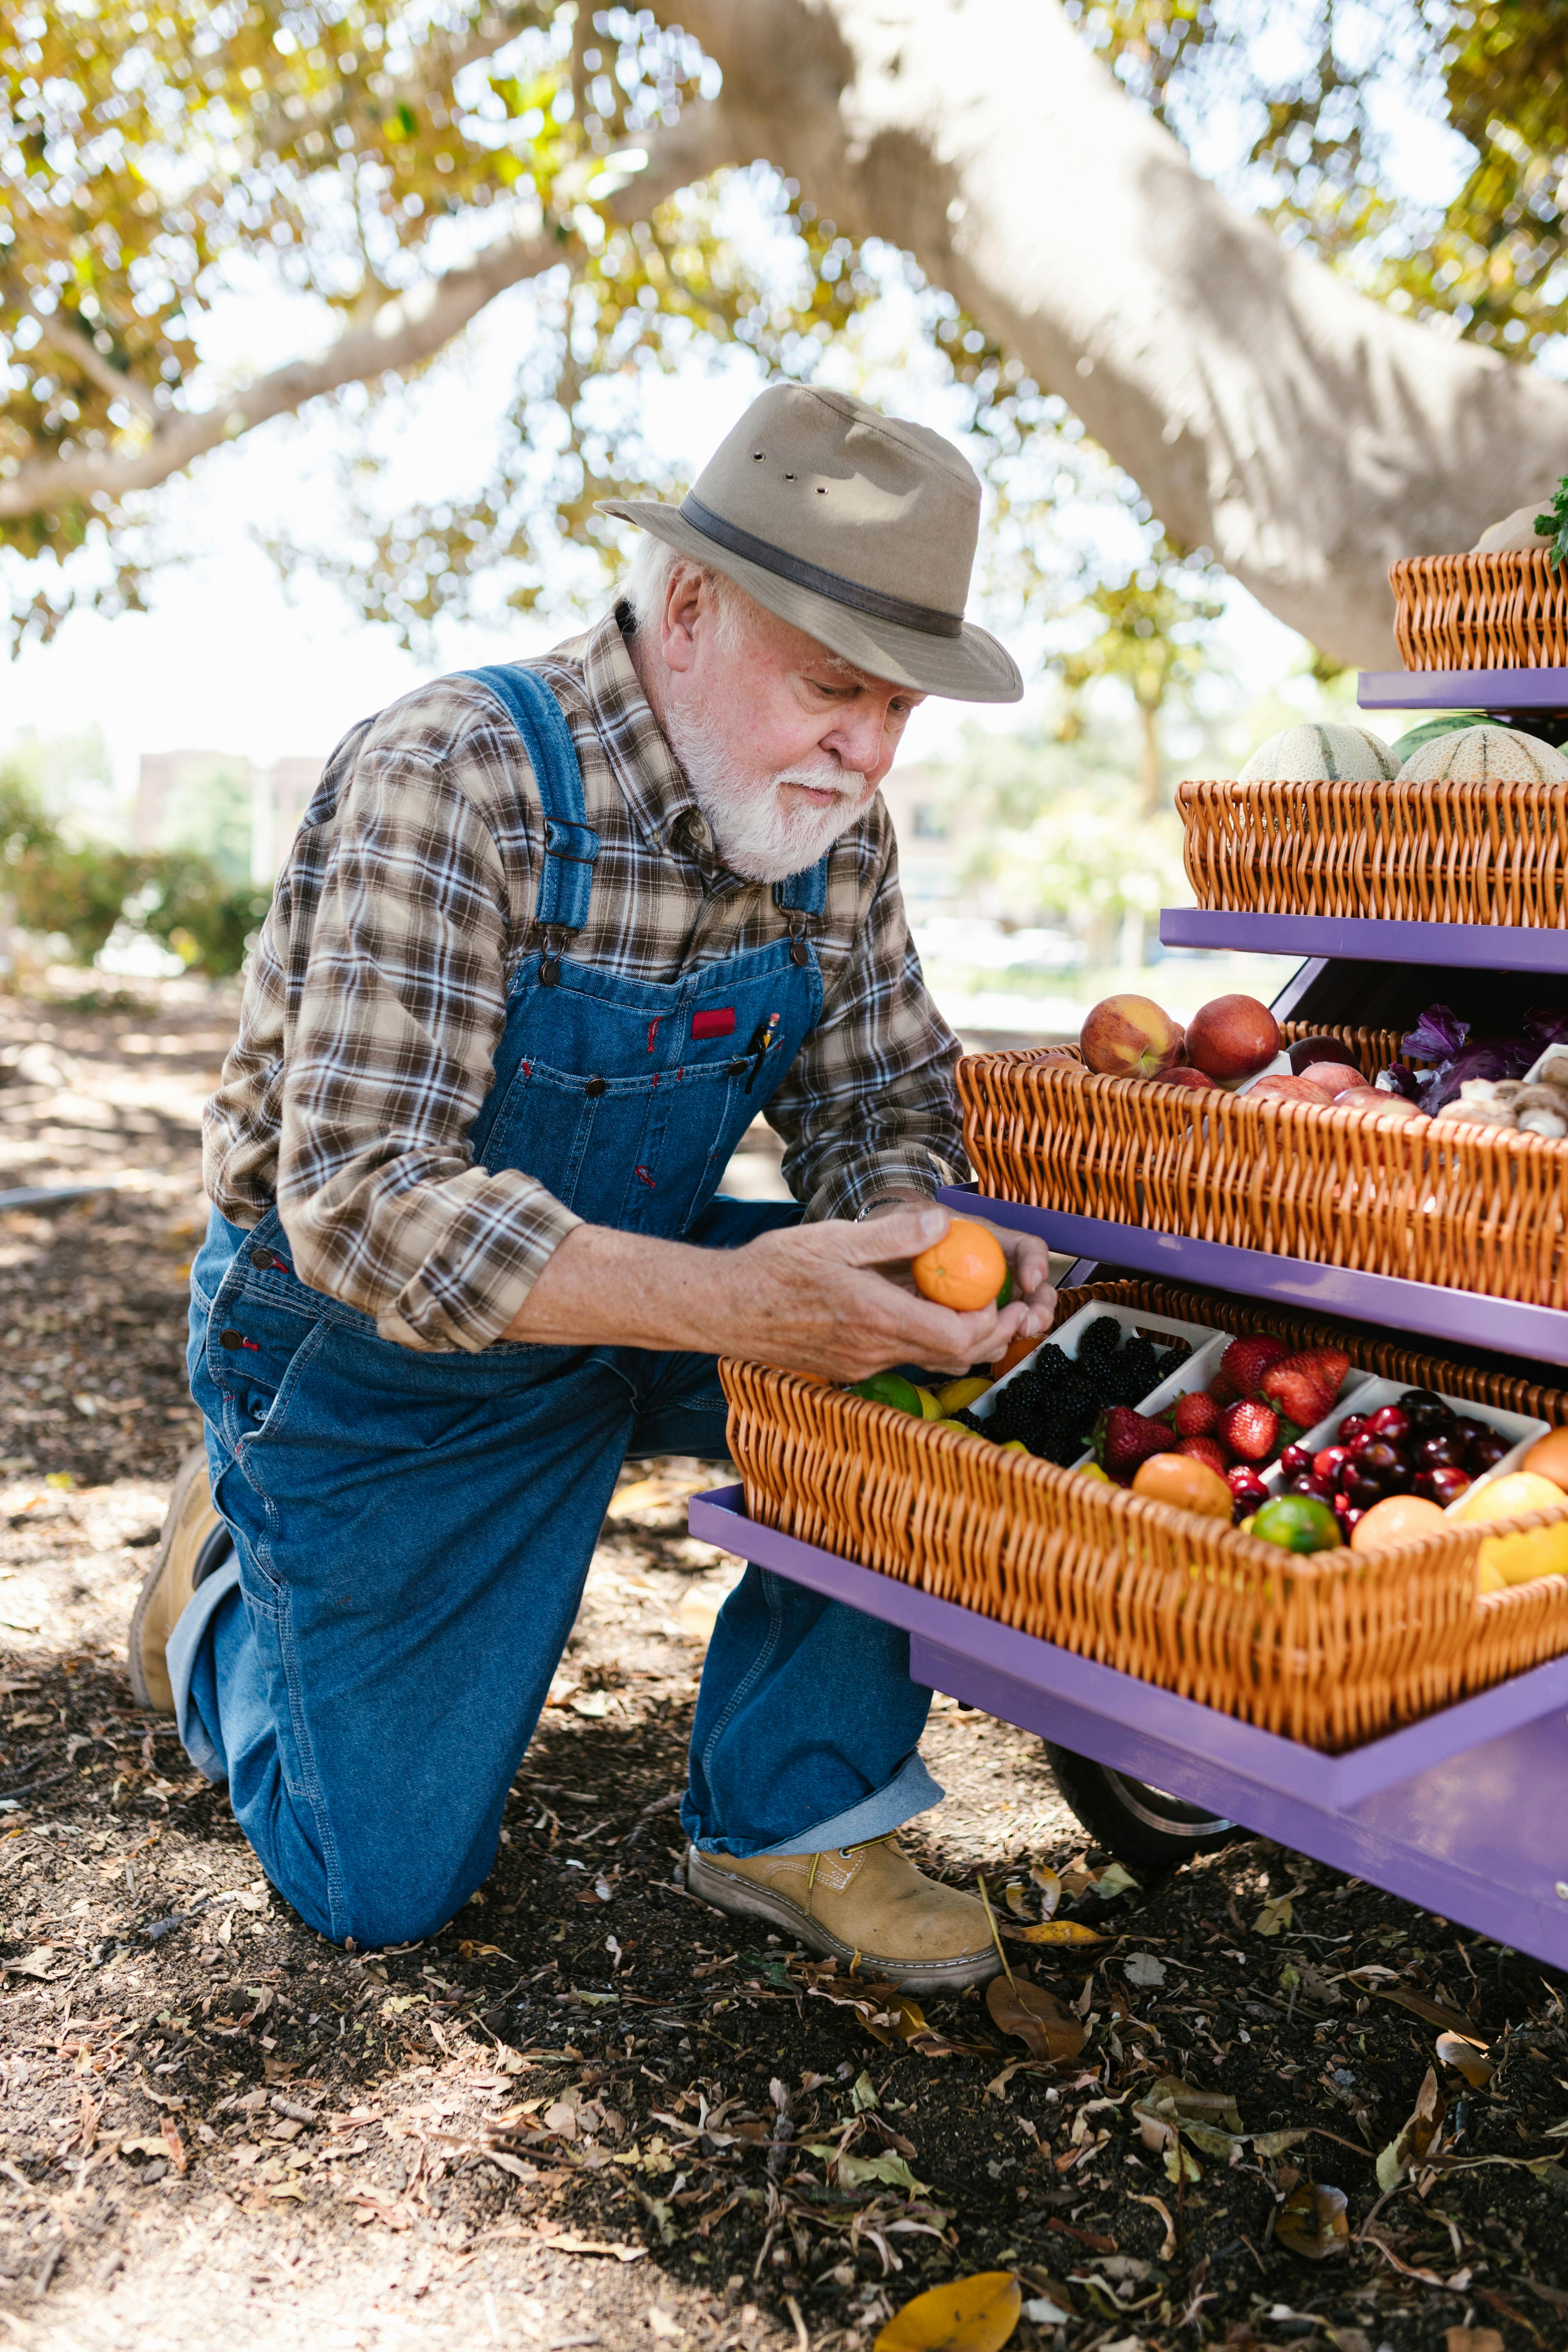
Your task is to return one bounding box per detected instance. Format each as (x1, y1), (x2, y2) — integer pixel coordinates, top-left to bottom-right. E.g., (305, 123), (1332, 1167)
(598, 383), (1022, 703)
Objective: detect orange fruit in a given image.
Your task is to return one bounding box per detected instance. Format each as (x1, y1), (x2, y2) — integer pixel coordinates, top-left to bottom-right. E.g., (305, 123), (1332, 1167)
(1131, 1452), (1232, 1520)
(1350, 1494), (1448, 1553)
(992, 1332), (1038, 1379)
(1524, 1426), (1568, 1490)
(911, 1217), (1008, 1312)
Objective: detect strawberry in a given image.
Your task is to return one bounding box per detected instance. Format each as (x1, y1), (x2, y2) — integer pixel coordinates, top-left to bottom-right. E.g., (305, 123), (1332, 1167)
(1205, 1367), (1239, 1408)
(1220, 1399), (1279, 1463)
(1219, 1335), (1291, 1398)
(1262, 1347), (1351, 1429)
(1097, 1407), (1177, 1485)
(1178, 1435), (1231, 1477)
(1173, 1390), (1223, 1440)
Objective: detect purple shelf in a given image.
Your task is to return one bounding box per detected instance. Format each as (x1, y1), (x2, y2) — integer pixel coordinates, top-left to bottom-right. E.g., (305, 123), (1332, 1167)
(1359, 667), (1568, 711)
(692, 1488), (1568, 1970)
(938, 1186), (1568, 1367)
(1159, 906), (1568, 971)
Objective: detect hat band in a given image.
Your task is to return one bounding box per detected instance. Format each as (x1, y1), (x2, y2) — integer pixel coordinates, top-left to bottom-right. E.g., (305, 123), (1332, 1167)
(679, 494), (964, 640)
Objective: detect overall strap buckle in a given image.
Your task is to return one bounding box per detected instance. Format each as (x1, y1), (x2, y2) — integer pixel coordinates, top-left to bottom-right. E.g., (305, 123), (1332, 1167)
(537, 926), (573, 986)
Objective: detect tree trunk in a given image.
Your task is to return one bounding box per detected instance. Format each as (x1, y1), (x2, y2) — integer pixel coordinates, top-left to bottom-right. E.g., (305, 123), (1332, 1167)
(670, 0), (1568, 666)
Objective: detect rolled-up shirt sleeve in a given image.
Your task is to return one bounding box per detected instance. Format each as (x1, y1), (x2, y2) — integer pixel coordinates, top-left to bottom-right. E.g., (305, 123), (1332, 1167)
(765, 830), (967, 1221)
(276, 740), (581, 1352)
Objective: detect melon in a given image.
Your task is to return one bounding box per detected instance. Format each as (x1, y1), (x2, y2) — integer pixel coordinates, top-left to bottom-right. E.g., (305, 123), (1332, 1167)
(1238, 722), (1399, 784)
(1388, 712), (1486, 764)
(1396, 723), (1568, 786)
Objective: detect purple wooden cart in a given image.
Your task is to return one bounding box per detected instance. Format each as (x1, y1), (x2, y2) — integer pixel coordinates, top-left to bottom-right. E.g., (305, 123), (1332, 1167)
(691, 672), (1568, 1973)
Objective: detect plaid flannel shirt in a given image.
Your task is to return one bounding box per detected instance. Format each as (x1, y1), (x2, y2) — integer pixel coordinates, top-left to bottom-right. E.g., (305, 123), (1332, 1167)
(203, 606), (966, 1352)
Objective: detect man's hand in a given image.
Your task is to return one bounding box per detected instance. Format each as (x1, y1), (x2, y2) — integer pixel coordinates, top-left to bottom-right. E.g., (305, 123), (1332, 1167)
(500, 1203), (1054, 1382)
(859, 1197), (1056, 1347)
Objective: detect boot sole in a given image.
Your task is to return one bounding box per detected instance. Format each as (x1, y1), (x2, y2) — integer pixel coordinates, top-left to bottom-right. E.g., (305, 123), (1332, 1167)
(128, 1444), (214, 1713)
(684, 1846), (1003, 1994)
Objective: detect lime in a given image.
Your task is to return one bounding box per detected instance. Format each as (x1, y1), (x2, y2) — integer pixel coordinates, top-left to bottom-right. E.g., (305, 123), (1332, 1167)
(996, 1268), (1013, 1309)
(849, 1372), (923, 1415)
(1250, 1494), (1341, 1554)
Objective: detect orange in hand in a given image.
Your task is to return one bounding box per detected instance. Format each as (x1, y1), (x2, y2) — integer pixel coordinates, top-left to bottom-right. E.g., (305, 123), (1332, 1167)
(911, 1217), (1008, 1312)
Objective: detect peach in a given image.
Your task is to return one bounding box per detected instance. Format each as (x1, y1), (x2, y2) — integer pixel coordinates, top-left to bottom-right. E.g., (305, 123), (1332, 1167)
(1245, 1074), (1319, 1105)
(1079, 994), (1185, 1079)
(1160, 1065), (1217, 1090)
(1333, 1086), (1427, 1120)
(1186, 994), (1280, 1084)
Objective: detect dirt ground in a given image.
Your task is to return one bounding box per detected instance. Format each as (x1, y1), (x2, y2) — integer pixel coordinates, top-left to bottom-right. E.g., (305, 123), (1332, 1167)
(2, 980), (1567, 2352)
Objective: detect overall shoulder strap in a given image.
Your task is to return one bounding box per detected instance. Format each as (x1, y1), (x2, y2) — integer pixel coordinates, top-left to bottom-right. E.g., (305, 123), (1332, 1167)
(774, 854), (831, 920)
(462, 663), (600, 937)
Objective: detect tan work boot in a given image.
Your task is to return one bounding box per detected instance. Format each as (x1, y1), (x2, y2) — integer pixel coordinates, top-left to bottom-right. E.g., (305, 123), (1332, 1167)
(128, 1446), (225, 1714)
(685, 1835), (1001, 1993)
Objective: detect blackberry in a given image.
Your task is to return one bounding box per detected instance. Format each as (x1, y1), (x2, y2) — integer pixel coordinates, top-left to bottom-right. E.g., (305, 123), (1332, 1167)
(1077, 1316), (1122, 1365)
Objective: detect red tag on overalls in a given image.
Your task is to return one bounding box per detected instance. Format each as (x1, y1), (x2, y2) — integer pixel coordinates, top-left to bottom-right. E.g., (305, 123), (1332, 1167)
(692, 1008), (736, 1040)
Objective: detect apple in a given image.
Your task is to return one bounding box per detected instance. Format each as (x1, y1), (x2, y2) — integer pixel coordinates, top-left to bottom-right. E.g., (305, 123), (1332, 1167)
(1079, 994), (1186, 1079)
(1186, 995), (1280, 1084)
(1244, 1074), (1320, 1105)
(1332, 1086), (1428, 1122)
(1296, 1061), (1366, 1102)
(1161, 1064), (1217, 1090)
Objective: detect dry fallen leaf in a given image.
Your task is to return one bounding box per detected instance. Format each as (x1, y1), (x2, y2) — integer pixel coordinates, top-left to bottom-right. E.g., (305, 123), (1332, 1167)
(1371, 1982), (1484, 2039)
(1435, 2031), (1495, 2090)
(1123, 1952), (1166, 1989)
(1003, 1920), (1106, 1947)
(1274, 2181), (1350, 2260)
(1376, 2067), (1445, 2192)
(875, 2269), (1022, 2351)
(1030, 1863), (1063, 1920)
(1254, 1895), (1294, 1937)
(986, 1976), (1086, 2063)
(1443, 2332), (1504, 2352)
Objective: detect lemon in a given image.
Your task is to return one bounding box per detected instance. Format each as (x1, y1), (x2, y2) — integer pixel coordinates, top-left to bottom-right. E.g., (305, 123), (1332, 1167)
(937, 1375), (993, 1415)
(999, 1438), (1030, 1455)
(1454, 1470), (1568, 1587)
(1077, 1462), (1110, 1484)
(913, 1386), (943, 1420)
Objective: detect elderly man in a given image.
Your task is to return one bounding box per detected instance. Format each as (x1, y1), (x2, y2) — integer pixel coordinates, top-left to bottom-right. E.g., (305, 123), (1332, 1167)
(130, 384), (1055, 1984)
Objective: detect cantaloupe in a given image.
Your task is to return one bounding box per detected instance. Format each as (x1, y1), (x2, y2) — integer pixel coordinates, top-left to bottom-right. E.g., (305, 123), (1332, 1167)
(1396, 723), (1568, 786)
(1238, 722), (1399, 784)
(1389, 712), (1486, 764)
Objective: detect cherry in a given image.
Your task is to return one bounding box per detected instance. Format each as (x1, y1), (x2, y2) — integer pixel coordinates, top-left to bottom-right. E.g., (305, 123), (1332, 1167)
(1414, 1465), (1471, 1508)
(1341, 1467), (1384, 1511)
(1358, 1441), (1409, 1491)
(1415, 1432), (1464, 1470)
(1467, 1430), (1511, 1475)
(1227, 1466), (1268, 1502)
(1348, 1429), (1382, 1459)
(1399, 1389), (1453, 1435)
(1314, 1444), (1351, 1483)
(1337, 1414), (1368, 1444)
(1278, 1443), (1313, 1477)
(1367, 1404), (1411, 1444)
(1286, 1472), (1334, 1502)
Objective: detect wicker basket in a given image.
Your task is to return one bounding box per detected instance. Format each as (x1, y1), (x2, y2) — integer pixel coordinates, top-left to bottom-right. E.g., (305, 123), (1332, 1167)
(1391, 550), (1568, 670)
(1176, 773), (1568, 927)
(958, 1046), (1568, 1311)
(719, 1281), (1568, 1751)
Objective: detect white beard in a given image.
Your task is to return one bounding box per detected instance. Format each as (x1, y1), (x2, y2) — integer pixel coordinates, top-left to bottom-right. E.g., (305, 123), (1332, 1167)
(663, 699), (871, 883)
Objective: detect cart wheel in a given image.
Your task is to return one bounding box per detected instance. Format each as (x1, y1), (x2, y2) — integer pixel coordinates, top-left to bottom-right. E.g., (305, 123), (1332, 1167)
(1043, 1742), (1238, 1869)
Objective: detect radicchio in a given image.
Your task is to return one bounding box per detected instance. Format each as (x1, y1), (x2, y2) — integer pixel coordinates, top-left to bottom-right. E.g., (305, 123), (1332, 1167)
(1401, 1004), (1469, 1062)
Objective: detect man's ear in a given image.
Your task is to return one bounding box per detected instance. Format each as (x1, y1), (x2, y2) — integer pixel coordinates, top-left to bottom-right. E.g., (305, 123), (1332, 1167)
(659, 563), (706, 675)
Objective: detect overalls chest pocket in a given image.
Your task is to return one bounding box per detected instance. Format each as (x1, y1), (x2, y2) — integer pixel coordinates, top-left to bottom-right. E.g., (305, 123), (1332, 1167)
(472, 937), (821, 1236)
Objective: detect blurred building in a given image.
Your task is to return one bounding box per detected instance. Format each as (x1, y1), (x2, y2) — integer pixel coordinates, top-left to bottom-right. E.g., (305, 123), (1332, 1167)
(135, 750), (324, 883)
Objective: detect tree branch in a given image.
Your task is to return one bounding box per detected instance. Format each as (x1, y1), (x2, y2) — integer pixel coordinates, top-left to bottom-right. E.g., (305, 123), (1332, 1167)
(0, 93), (749, 527)
(0, 224), (568, 522)
(7, 292), (163, 427)
(667, 0), (1568, 665)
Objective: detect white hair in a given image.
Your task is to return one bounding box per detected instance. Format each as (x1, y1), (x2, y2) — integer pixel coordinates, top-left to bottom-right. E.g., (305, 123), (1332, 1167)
(620, 531), (749, 652)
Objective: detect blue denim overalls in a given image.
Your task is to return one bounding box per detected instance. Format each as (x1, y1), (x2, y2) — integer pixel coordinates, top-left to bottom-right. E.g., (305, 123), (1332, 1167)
(171, 665), (939, 1948)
